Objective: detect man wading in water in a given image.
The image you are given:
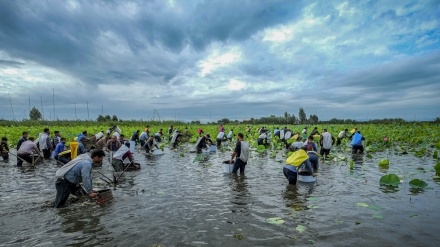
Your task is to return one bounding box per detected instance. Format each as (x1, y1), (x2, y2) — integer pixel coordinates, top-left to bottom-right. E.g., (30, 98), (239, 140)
(53, 150), (105, 208)
(230, 133), (250, 174)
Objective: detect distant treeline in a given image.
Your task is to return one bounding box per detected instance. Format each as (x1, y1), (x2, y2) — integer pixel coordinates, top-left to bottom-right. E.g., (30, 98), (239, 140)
(0, 116), (439, 127)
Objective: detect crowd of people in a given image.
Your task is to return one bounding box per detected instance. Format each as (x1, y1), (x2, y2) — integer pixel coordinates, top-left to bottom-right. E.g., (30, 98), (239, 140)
(1, 123), (366, 207)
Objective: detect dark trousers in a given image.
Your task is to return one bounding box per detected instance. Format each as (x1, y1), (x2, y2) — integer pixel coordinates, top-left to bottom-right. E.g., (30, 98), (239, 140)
(112, 159), (124, 172)
(257, 138), (266, 146)
(54, 178), (82, 208)
(139, 140), (146, 147)
(43, 149), (51, 159)
(336, 138), (342, 146)
(55, 155), (70, 164)
(308, 154), (319, 171)
(352, 145), (364, 154)
(17, 153), (33, 167)
(217, 138), (222, 147)
(283, 167), (298, 185)
(320, 148), (331, 156)
(1, 153), (8, 161)
(232, 158), (247, 174)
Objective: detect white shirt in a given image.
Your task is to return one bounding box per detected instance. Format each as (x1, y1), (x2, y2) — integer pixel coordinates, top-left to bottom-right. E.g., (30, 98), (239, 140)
(227, 131), (233, 138)
(217, 132), (225, 139)
(321, 132), (333, 149)
(338, 131), (347, 138)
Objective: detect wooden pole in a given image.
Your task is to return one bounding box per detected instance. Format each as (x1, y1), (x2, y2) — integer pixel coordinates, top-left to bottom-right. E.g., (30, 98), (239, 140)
(40, 96), (44, 120)
(74, 103), (77, 119)
(53, 88), (56, 120)
(8, 92), (15, 120)
(87, 101), (89, 120)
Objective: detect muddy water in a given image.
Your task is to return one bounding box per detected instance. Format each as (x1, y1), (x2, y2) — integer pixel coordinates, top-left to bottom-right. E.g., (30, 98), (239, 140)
(1, 144), (439, 246)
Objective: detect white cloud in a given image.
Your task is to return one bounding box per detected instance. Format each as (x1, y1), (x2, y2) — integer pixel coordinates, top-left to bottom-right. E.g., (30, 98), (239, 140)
(226, 79), (246, 91)
(198, 46), (241, 77)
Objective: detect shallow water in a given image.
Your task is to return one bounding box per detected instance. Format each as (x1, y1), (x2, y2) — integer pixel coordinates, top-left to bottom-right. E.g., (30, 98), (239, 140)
(1, 143), (439, 246)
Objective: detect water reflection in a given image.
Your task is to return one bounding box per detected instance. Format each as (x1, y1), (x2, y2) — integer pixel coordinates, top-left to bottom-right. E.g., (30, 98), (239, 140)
(282, 183), (315, 211)
(379, 185), (399, 193)
(351, 154), (364, 165)
(230, 175), (250, 215)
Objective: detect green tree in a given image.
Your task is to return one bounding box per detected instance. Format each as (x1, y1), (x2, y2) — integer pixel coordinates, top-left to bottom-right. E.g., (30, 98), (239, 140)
(112, 115), (118, 122)
(104, 115), (111, 121)
(29, 107), (42, 120)
(97, 115), (105, 122)
(309, 114), (319, 124)
(299, 108), (307, 124)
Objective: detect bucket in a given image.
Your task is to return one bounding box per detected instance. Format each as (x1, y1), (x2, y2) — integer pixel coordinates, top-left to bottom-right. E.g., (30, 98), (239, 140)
(223, 162), (233, 173)
(96, 189), (113, 205)
(129, 141), (135, 153)
(298, 174), (316, 183)
(95, 132), (104, 140)
(209, 145), (217, 152)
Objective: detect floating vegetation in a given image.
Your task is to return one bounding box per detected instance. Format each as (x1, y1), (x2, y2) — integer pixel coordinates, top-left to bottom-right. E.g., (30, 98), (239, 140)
(266, 217), (285, 225)
(409, 179), (428, 189)
(356, 202), (369, 207)
(434, 163), (440, 175)
(295, 224), (306, 233)
(415, 148), (427, 157)
(233, 233), (245, 240)
(380, 174), (400, 187)
(372, 214), (383, 219)
(378, 159), (390, 169)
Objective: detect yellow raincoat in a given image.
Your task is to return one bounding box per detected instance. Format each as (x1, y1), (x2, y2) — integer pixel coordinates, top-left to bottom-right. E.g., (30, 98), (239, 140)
(70, 142), (78, 159)
(286, 149), (309, 167)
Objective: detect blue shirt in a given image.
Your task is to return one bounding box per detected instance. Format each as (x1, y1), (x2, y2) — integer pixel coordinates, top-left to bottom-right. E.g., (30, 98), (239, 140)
(64, 160), (93, 194)
(78, 141), (88, 155)
(54, 142), (65, 157)
(351, 132), (363, 146)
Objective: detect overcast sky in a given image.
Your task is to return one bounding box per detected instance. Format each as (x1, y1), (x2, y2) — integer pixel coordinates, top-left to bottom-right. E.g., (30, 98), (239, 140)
(0, 0), (439, 122)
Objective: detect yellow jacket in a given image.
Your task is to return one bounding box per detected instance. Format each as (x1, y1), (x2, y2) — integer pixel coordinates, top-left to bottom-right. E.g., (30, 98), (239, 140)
(286, 149), (308, 167)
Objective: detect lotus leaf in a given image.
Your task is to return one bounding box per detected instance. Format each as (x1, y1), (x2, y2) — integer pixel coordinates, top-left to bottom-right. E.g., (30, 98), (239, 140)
(270, 152), (277, 159)
(409, 179), (428, 189)
(379, 174), (400, 187)
(356, 202), (369, 207)
(266, 217), (285, 225)
(436, 141), (440, 149)
(415, 148), (426, 157)
(372, 214), (383, 219)
(435, 163), (440, 175)
(257, 145), (266, 150)
(378, 159), (389, 166)
(233, 233), (244, 240)
(434, 151), (438, 159)
(349, 160), (354, 170)
(295, 225), (306, 233)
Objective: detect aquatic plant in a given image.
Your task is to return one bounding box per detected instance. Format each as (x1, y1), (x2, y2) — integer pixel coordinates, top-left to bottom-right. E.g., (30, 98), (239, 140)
(266, 217), (284, 225)
(434, 163), (440, 175)
(409, 179), (428, 189)
(378, 159), (389, 168)
(379, 174), (400, 187)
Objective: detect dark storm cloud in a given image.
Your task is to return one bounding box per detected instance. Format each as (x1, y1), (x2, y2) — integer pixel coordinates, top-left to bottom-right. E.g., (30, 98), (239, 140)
(0, 0), (302, 87)
(339, 52), (440, 89)
(0, 59), (25, 67)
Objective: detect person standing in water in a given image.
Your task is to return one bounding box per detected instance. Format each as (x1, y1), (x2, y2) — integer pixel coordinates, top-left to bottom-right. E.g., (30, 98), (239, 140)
(230, 133), (250, 174)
